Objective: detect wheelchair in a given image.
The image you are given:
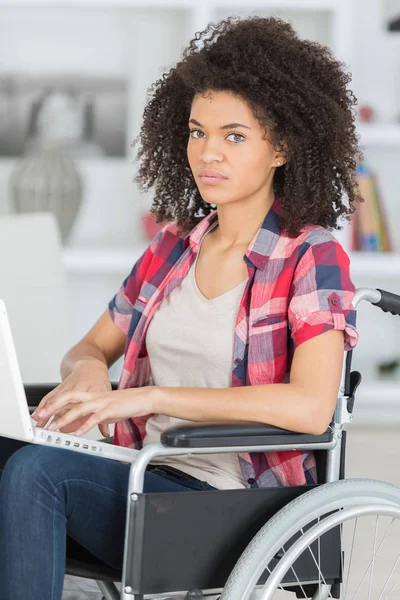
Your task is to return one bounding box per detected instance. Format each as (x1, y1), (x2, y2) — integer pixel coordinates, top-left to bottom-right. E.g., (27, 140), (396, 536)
(25, 286), (400, 600)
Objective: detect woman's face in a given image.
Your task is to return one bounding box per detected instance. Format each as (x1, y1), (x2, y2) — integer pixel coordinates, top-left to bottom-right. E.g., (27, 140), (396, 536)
(187, 90), (283, 207)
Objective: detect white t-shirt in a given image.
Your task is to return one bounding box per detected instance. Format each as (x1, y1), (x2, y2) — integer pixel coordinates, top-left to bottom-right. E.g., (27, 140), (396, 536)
(143, 220), (248, 490)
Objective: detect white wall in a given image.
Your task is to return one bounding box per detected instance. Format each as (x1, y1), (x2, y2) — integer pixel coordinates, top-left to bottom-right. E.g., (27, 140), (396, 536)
(0, 7), (189, 244)
(1, 1), (400, 423)
(1, 2), (399, 247)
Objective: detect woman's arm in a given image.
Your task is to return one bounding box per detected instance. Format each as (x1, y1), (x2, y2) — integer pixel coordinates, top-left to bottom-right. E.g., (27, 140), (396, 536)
(152, 329), (344, 436)
(36, 329), (344, 437)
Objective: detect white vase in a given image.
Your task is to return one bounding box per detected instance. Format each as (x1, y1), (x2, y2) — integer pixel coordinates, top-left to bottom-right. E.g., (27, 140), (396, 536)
(9, 141), (83, 244)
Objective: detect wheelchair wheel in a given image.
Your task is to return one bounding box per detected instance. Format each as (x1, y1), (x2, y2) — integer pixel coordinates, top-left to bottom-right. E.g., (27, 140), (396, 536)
(220, 479), (400, 600)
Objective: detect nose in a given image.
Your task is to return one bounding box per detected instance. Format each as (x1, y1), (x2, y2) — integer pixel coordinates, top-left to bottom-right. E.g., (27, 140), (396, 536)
(199, 137), (224, 163)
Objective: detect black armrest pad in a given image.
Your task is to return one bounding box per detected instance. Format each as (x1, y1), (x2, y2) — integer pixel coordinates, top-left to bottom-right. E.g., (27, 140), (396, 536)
(24, 382), (119, 407)
(161, 422), (332, 448)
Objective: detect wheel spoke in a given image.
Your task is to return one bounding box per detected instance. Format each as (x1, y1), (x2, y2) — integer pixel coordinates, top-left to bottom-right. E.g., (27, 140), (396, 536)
(377, 552), (400, 600)
(299, 528), (333, 599)
(350, 518), (395, 600)
(344, 518), (358, 600)
(368, 516), (379, 600)
(281, 545), (308, 598)
(382, 574), (400, 599)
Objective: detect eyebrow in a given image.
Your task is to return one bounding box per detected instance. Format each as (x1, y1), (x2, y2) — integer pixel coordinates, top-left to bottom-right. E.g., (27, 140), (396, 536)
(188, 118), (251, 130)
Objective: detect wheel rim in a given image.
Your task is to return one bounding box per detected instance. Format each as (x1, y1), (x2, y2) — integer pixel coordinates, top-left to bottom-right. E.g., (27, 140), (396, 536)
(258, 504), (400, 600)
(221, 481), (400, 600)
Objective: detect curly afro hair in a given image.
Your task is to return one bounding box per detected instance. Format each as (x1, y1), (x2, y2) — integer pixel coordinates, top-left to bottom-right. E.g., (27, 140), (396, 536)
(133, 15), (363, 238)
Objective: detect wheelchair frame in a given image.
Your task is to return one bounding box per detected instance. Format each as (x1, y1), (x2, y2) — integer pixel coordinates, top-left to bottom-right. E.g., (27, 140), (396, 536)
(24, 286), (396, 600)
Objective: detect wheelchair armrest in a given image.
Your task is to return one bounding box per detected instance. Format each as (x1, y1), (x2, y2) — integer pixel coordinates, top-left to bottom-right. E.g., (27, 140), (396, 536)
(24, 382), (119, 411)
(161, 422), (333, 448)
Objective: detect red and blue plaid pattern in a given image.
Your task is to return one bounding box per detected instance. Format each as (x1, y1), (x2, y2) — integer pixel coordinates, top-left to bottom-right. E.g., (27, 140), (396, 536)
(109, 196), (359, 487)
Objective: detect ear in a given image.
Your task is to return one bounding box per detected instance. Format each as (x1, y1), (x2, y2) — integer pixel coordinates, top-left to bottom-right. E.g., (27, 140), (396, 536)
(274, 142), (288, 167)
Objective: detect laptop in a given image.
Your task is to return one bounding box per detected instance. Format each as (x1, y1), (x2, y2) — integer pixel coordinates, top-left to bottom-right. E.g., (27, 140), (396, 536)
(0, 298), (138, 463)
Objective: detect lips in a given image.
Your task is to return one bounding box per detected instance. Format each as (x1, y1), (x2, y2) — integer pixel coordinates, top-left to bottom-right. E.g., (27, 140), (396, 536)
(200, 177), (227, 185)
(199, 170), (228, 185)
(199, 169), (227, 178)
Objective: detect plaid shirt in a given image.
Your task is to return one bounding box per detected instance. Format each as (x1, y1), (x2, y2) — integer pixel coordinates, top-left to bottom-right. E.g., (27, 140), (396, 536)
(108, 196), (359, 487)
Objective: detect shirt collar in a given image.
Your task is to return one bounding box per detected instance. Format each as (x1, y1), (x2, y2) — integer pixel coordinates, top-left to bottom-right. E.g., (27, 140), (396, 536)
(186, 194), (285, 270)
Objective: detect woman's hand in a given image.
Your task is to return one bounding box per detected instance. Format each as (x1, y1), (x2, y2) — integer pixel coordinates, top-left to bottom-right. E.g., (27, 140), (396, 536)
(31, 387), (155, 438)
(31, 359), (114, 437)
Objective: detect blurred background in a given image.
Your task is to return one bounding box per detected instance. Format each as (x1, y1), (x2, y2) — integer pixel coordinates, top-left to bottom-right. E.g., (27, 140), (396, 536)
(0, 0), (400, 429)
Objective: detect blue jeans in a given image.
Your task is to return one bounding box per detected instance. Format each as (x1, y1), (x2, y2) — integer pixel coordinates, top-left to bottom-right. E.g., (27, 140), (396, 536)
(0, 443), (216, 600)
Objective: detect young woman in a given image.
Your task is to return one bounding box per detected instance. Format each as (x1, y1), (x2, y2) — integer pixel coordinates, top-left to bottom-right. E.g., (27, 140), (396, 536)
(0, 15), (361, 599)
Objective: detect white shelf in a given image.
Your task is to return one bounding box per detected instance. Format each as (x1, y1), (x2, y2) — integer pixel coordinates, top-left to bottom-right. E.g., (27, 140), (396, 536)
(349, 252), (400, 279)
(62, 245), (147, 275)
(357, 123), (400, 149)
(62, 248), (400, 277)
(62, 246), (400, 276)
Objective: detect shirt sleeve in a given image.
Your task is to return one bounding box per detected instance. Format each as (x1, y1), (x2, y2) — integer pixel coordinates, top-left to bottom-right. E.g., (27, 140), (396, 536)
(288, 237), (359, 352)
(108, 228), (164, 336)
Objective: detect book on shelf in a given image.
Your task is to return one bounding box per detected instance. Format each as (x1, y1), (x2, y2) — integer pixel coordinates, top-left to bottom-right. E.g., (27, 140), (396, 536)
(351, 162), (393, 252)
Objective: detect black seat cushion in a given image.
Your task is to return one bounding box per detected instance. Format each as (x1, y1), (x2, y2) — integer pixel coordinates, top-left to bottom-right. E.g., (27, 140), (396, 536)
(65, 536), (122, 582)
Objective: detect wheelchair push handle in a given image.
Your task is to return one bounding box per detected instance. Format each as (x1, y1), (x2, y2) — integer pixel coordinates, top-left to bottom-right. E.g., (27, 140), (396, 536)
(354, 287), (400, 315)
(372, 288), (400, 316)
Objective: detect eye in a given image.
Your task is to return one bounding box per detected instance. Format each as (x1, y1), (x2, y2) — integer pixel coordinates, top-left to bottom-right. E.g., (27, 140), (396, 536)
(188, 129), (245, 143)
(227, 133), (245, 143)
(189, 129), (204, 139)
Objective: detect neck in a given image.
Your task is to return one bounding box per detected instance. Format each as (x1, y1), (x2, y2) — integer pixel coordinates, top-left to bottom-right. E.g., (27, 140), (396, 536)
(211, 192), (276, 249)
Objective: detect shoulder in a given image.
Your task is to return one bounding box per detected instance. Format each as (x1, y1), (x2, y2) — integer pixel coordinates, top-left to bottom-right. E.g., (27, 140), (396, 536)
(151, 216), (204, 253)
(140, 221), (185, 262)
(295, 223), (343, 249)
(291, 224), (350, 268)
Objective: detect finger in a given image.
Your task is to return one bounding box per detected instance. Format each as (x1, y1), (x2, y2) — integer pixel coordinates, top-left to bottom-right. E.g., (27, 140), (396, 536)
(34, 417), (52, 429)
(35, 416), (53, 429)
(99, 423), (110, 438)
(39, 409), (73, 429)
(31, 394), (63, 420)
(47, 399), (106, 432)
(36, 391), (94, 419)
(34, 408), (70, 428)
(34, 407), (71, 428)
(31, 388), (60, 417)
(32, 382), (95, 418)
(74, 412), (110, 437)
(33, 406), (68, 426)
